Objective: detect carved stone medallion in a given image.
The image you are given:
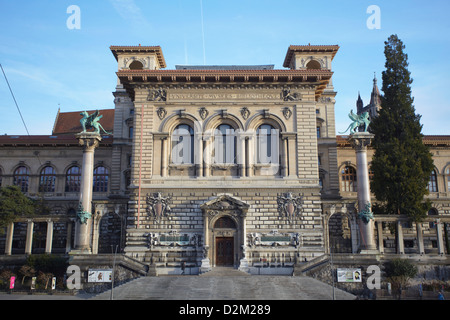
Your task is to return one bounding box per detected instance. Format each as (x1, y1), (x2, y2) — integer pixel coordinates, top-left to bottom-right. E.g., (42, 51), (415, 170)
(199, 107), (209, 120)
(146, 192), (172, 221)
(277, 192), (303, 220)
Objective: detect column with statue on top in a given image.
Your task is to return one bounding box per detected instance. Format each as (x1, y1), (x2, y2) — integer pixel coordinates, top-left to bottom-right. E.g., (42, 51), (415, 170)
(340, 110), (377, 253)
(71, 110), (110, 254)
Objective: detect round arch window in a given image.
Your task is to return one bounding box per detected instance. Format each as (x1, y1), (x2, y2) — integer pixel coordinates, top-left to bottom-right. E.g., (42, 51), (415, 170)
(306, 60), (321, 70)
(129, 60), (144, 70)
(214, 216), (236, 229)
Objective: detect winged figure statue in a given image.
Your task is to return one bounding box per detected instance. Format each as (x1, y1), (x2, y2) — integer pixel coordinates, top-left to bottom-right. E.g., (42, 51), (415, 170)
(339, 110), (370, 134)
(80, 110), (111, 135)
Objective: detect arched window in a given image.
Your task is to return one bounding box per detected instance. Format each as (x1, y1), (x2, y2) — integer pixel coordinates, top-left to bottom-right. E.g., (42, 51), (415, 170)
(214, 124), (236, 164)
(428, 170), (438, 193)
(13, 166), (29, 193)
(172, 124), (194, 164)
(341, 166), (357, 192)
(129, 60), (144, 70)
(306, 60), (321, 70)
(65, 166), (81, 192)
(256, 124), (279, 164)
(39, 166), (56, 193)
(446, 167), (450, 192)
(93, 166), (109, 192)
(214, 216), (236, 229)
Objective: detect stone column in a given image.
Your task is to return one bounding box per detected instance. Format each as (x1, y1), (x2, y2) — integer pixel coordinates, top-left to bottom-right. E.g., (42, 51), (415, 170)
(91, 204), (105, 255)
(376, 220), (384, 254)
(238, 135), (246, 177)
(73, 132), (102, 254)
(247, 135), (254, 177)
(397, 220), (405, 254)
(45, 219), (54, 254)
(416, 222), (425, 254)
(161, 136), (168, 177)
(349, 133), (377, 252)
(199, 209), (211, 274)
(65, 220), (73, 253)
(436, 219), (445, 255)
(5, 222), (14, 256)
(282, 137), (289, 177)
(195, 133), (203, 177)
(203, 133), (212, 177)
(25, 220), (34, 255)
(239, 210), (249, 273)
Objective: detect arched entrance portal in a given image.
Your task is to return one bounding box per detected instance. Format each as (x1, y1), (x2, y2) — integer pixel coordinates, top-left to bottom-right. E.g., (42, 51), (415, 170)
(201, 195), (249, 268)
(214, 217), (236, 266)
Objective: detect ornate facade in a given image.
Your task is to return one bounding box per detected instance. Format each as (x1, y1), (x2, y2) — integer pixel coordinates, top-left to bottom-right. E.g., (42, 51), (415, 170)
(1, 44), (449, 275)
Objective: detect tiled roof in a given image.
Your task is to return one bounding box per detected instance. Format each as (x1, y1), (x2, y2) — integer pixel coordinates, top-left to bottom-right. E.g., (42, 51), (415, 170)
(0, 134), (113, 147)
(52, 109), (115, 135)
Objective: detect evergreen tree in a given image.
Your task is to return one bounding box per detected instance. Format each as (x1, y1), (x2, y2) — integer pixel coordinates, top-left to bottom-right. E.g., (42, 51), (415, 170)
(0, 185), (36, 233)
(370, 35), (434, 222)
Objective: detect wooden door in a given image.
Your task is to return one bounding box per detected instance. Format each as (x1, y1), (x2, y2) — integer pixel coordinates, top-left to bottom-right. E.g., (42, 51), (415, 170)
(216, 237), (234, 266)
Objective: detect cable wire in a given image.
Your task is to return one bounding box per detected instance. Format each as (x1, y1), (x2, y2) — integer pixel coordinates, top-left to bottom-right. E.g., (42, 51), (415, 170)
(1, 63), (31, 136)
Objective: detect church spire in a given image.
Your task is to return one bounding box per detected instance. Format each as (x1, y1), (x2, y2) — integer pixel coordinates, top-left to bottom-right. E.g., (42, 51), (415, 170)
(356, 91), (364, 114)
(369, 73), (381, 107)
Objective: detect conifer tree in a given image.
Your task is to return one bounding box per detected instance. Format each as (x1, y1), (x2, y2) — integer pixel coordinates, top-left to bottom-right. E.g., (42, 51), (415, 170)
(0, 186), (36, 233)
(370, 35), (434, 222)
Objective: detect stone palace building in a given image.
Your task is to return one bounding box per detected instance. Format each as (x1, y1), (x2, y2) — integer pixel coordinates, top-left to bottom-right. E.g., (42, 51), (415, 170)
(1, 44), (450, 276)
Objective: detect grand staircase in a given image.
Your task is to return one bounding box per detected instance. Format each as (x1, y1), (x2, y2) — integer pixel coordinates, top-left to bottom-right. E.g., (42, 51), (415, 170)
(199, 267), (250, 277)
(89, 266), (356, 300)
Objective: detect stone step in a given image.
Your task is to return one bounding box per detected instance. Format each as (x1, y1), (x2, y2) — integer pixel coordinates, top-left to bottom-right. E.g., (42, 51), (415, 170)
(90, 273), (357, 300)
(199, 267), (250, 277)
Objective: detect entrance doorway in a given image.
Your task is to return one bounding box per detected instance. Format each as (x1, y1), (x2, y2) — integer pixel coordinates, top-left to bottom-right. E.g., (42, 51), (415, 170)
(215, 237), (234, 266)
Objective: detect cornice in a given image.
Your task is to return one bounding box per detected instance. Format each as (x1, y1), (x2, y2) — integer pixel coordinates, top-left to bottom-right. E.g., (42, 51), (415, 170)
(117, 69), (333, 102)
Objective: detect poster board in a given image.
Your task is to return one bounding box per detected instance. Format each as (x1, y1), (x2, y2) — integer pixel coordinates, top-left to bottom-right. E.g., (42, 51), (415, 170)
(88, 269), (113, 283)
(337, 268), (362, 283)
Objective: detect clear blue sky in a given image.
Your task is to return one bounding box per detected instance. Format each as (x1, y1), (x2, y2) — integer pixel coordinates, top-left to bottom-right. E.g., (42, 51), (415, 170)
(0, 0), (449, 135)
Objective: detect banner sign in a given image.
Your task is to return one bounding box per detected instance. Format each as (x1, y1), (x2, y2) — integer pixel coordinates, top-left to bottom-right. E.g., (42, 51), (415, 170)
(9, 276), (15, 289)
(337, 268), (362, 283)
(88, 269), (112, 283)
